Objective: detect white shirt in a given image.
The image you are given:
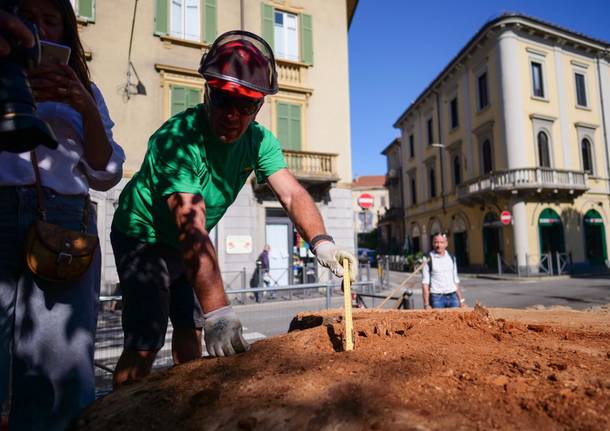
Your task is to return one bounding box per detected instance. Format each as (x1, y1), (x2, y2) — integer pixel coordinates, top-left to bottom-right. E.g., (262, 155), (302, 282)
(0, 83), (125, 195)
(421, 251), (460, 294)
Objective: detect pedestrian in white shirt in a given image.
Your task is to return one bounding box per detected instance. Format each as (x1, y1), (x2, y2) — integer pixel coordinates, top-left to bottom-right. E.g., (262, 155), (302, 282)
(0, 0), (125, 429)
(422, 233), (467, 309)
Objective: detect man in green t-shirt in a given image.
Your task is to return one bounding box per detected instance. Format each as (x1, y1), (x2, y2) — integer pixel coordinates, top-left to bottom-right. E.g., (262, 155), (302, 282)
(110, 30), (357, 388)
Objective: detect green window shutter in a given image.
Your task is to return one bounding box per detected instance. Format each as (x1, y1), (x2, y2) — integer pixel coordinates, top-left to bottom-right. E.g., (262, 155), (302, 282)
(171, 86), (187, 116)
(289, 104), (301, 150)
(261, 3), (274, 49)
(277, 102), (290, 149)
(186, 88), (202, 108)
(300, 13), (313, 65)
(276, 102), (301, 151)
(154, 0), (169, 36)
(78, 0), (95, 22)
(203, 0), (217, 44)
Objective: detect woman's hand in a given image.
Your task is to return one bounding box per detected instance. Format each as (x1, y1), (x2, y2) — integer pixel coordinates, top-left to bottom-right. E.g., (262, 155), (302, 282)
(27, 64), (96, 115)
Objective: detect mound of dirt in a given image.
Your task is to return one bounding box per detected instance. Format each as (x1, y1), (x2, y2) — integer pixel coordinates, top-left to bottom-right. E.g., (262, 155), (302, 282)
(74, 306), (610, 431)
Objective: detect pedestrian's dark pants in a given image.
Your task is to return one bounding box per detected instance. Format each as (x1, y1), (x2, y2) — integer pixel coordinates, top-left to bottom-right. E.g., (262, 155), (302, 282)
(0, 186), (100, 431)
(110, 229), (204, 351)
(429, 292), (460, 308)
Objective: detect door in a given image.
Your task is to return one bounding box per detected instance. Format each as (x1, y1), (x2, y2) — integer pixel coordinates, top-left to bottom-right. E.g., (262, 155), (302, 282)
(538, 208), (565, 274)
(453, 232), (469, 269)
(584, 210), (607, 266)
(482, 213), (501, 270)
(265, 222), (292, 286)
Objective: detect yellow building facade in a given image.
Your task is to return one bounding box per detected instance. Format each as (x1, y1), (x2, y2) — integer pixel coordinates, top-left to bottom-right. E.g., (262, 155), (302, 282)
(70, 0), (358, 291)
(394, 14), (610, 274)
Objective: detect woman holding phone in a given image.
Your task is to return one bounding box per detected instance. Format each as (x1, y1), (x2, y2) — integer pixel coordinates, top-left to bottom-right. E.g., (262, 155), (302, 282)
(0, 0), (125, 429)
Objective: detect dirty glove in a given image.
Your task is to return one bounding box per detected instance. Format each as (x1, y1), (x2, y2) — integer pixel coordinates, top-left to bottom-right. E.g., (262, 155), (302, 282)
(203, 305), (250, 357)
(313, 241), (358, 281)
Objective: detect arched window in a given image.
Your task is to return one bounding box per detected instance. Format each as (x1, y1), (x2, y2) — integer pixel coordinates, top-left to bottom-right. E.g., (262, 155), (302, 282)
(429, 167), (436, 198)
(537, 131), (551, 168)
(453, 155), (461, 186)
(581, 138), (593, 174)
(482, 140), (493, 174)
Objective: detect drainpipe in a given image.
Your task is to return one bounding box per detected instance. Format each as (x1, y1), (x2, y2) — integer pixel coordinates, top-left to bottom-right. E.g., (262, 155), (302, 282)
(433, 90), (446, 214)
(240, 0), (245, 30)
(596, 51), (610, 187)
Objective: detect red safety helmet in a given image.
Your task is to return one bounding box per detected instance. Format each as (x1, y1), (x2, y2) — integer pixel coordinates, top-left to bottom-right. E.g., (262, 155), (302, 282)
(199, 30), (278, 99)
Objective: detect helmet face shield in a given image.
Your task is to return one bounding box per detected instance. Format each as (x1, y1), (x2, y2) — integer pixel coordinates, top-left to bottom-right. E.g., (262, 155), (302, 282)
(199, 31), (278, 96)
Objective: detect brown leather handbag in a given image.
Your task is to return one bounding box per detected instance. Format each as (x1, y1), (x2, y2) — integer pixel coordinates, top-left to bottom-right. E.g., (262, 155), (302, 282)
(24, 151), (99, 283)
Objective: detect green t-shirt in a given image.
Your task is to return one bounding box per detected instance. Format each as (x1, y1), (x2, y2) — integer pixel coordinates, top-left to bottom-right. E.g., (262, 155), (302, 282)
(112, 104), (287, 249)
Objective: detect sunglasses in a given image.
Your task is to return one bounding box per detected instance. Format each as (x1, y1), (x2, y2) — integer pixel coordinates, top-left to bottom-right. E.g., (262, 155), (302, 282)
(207, 86), (262, 116)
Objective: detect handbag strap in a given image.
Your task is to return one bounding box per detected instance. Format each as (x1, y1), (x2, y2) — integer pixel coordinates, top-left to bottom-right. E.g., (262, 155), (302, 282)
(30, 151), (90, 231)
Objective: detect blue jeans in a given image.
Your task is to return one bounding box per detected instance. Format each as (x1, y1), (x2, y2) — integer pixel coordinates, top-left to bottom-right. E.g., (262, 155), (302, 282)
(0, 186), (100, 431)
(430, 292), (459, 308)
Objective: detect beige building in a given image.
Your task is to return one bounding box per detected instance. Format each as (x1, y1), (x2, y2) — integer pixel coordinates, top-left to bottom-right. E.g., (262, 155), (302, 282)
(71, 0), (358, 291)
(394, 13), (610, 274)
(379, 138), (405, 253)
(352, 175), (388, 234)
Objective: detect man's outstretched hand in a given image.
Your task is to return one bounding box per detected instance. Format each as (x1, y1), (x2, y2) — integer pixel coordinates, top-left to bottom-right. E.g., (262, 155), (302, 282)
(203, 305), (250, 357)
(314, 241), (358, 281)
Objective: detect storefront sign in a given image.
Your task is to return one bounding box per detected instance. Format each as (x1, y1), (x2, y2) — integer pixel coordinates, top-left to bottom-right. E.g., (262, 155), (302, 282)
(226, 235), (253, 254)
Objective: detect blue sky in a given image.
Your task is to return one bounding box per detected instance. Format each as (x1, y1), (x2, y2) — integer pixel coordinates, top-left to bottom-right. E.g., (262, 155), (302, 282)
(348, 0), (610, 179)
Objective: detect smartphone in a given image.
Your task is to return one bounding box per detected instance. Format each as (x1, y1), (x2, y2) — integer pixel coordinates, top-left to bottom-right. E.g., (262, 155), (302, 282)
(40, 40), (71, 65)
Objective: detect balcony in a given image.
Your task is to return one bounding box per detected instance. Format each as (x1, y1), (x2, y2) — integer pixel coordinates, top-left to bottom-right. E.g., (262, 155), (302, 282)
(253, 150), (339, 201)
(456, 167), (588, 204)
(379, 207), (404, 222)
(276, 59), (312, 94)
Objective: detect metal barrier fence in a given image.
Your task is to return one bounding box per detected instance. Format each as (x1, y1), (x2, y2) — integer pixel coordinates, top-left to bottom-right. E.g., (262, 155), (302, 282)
(94, 280), (375, 395)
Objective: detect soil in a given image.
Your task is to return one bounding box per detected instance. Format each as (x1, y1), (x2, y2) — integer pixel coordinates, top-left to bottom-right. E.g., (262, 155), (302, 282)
(74, 306), (610, 431)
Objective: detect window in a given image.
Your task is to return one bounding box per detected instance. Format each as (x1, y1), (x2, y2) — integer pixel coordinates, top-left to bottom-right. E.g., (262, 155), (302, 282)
(531, 62), (545, 98)
(453, 155), (461, 186)
(575, 73), (588, 107)
(276, 101), (302, 151)
(170, 0), (201, 41)
(450, 97), (459, 129)
(477, 72), (489, 110)
(170, 85), (202, 116)
(262, 4), (313, 65)
(380, 196), (386, 207)
(581, 138), (593, 174)
(70, 0), (95, 21)
(410, 176), (417, 204)
(274, 10), (299, 61)
(427, 118), (433, 146)
(409, 134), (414, 158)
(537, 132), (551, 168)
(429, 167), (436, 198)
(482, 140), (493, 174)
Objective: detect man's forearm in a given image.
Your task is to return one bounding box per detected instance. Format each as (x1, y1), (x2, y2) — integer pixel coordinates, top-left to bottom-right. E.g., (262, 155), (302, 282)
(182, 236), (227, 313)
(422, 284), (430, 308)
(282, 187), (326, 242)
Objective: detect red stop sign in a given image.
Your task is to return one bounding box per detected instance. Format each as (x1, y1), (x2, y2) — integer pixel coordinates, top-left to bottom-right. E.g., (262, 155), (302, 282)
(500, 211), (512, 226)
(358, 193), (374, 209)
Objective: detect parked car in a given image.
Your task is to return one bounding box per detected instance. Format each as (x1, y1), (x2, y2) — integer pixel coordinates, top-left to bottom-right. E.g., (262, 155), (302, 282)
(357, 248), (378, 267)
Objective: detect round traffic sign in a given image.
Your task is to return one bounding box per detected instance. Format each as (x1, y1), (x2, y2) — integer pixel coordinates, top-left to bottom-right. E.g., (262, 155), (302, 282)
(500, 210), (512, 226)
(357, 193), (374, 209)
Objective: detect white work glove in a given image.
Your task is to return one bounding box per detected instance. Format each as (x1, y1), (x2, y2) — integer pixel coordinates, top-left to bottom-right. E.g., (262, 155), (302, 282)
(314, 241), (358, 281)
(203, 305), (250, 357)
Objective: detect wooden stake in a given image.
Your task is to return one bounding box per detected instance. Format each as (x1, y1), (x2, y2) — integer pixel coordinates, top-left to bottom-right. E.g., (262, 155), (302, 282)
(342, 258), (354, 351)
